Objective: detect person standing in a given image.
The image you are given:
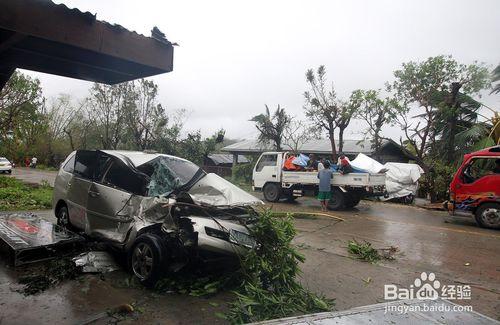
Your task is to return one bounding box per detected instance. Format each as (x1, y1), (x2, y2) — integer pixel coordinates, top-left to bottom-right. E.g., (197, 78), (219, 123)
(31, 156), (37, 168)
(317, 161), (333, 211)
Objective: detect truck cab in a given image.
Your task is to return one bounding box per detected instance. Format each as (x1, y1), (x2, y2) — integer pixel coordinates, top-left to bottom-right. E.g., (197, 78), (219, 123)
(447, 146), (500, 229)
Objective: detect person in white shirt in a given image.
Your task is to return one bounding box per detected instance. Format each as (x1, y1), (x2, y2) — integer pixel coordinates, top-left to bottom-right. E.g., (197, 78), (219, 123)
(31, 157), (37, 168)
(317, 158), (325, 171)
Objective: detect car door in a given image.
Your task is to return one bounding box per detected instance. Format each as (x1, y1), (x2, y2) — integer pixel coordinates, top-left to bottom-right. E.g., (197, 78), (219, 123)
(252, 153), (279, 189)
(66, 150), (96, 229)
(85, 156), (147, 242)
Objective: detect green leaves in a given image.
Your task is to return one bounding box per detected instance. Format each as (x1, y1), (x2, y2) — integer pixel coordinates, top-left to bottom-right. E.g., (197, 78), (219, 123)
(250, 104), (291, 150)
(225, 209), (334, 324)
(347, 239), (381, 264)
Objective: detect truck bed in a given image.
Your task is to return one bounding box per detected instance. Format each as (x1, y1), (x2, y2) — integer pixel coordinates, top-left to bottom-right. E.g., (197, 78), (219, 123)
(282, 170), (386, 187)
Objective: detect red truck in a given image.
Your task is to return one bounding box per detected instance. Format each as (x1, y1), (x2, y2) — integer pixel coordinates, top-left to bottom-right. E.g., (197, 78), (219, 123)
(446, 145), (500, 229)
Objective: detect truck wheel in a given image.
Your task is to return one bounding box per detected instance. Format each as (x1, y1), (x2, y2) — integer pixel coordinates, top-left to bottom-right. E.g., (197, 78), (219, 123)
(129, 234), (166, 287)
(345, 192), (361, 208)
(474, 203), (500, 230)
(328, 188), (345, 210)
(263, 183), (281, 202)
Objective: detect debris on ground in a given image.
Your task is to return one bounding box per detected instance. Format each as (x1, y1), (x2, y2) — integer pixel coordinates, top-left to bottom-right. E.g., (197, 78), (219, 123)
(155, 272), (233, 297)
(77, 302), (143, 325)
(347, 239), (399, 263)
(73, 251), (121, 273)
(418, 202), (446, 211)
(379, 246), (399, 260)
(16, 258), (80, 295)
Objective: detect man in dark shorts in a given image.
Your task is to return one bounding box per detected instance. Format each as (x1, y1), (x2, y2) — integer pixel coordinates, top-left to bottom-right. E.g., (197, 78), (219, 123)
(317, 161), (332, 211)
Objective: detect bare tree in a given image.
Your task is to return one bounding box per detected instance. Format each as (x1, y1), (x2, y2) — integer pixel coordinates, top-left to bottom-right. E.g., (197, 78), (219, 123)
(124, 79), (169, 150)
(283, 118), (319, 153)
(87, 82), (132, 149)
(356, 89), (398, 153)
(304, 66), (360, 159)
(45, 94), (81, 164)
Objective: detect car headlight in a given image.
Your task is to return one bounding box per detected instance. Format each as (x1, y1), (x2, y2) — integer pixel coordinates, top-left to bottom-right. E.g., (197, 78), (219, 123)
(229, 229), (257, 249)
(205, 227), (230, 241)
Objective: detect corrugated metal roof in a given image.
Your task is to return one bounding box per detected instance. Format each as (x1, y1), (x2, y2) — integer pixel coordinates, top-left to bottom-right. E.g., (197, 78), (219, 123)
(207, 154), (249, 165)
(221, 139), (383, 155)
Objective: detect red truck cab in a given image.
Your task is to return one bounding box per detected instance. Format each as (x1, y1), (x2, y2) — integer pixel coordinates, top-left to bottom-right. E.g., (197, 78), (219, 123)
(447, 146), (500, 229)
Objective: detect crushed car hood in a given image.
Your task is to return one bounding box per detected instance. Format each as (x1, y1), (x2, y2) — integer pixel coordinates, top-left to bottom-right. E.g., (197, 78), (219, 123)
(187, 173), (263, 206)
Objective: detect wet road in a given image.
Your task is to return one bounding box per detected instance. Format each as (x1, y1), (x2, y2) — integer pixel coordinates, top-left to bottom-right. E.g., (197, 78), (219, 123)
(0, 169), (498, 323)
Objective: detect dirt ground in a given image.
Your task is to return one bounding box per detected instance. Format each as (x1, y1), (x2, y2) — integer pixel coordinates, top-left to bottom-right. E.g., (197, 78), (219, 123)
(0, 169), (499, 324)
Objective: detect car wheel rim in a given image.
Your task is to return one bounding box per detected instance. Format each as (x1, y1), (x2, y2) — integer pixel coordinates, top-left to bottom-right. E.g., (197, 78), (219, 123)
(59, 209), (69, 227)
(482, 208), (500, 226)
(266, 186), (277, 200)
(132, 243), (154, 280)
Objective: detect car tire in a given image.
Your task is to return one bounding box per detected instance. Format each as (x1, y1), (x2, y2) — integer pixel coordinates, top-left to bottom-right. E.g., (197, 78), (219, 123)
(474, 203), (500, 230)
(328, 188), (345, 210)
(129, 234), (166, 287)
(56, 204), (76, 231)
(7, 170), (12, 174)
(263, 183), (281, 202)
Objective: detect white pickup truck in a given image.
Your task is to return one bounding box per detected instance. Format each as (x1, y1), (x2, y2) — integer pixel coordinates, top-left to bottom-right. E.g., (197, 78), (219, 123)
(252, 152), (386, 209)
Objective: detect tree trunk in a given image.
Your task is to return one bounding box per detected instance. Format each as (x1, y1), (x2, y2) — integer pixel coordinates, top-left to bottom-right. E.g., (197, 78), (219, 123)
(338, 127), (345, 153)
(329, 130), (337, 162)
(445, 82), (462, 163)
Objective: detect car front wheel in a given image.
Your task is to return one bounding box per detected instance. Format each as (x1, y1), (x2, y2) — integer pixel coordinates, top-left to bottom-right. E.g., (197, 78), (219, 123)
(475, 203), (500, 230)
(56, 204), (76, 231)
(129, 234), (166, 286)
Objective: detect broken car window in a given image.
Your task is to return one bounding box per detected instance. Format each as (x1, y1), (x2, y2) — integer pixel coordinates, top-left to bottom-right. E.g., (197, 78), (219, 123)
(95, 153), (112, 181)
(74, 151), (96, 180)
(138, 156), (203, 197)
(103, 160), (147, 195)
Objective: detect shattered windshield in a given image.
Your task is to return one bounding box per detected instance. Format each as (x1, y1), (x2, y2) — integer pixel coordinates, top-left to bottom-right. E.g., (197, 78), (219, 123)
(138, 156), (203, 197)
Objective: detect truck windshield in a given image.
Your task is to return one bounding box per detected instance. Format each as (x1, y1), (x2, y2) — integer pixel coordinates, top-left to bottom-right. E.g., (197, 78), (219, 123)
(462, 157), (498, 183)
(255, 154), (277, 172)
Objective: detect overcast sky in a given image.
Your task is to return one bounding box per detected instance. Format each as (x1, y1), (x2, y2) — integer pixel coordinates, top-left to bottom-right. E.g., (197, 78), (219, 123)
(24, 0), (500, 141)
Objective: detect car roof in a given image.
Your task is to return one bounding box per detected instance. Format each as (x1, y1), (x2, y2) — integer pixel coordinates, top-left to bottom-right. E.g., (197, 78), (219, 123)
(98, 150), (192, 167)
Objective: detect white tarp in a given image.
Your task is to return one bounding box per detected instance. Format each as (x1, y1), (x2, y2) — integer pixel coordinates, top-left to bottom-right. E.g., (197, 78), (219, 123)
(381, 162), (424, 201)
(350, 153), (386, 173)
(349, 153), (424, 201)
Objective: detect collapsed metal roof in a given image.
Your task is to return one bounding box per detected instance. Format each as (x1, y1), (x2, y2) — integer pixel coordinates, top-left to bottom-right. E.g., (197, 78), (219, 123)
(0, 0), (174, 90)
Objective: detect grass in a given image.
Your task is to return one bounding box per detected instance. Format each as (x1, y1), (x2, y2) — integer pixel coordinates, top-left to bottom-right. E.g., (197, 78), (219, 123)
(35, 164), (58, 171)
(0, 176), (53, 210)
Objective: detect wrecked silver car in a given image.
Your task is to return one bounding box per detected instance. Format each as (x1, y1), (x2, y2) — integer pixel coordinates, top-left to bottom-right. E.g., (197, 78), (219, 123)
(53, 150), (262, 285)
